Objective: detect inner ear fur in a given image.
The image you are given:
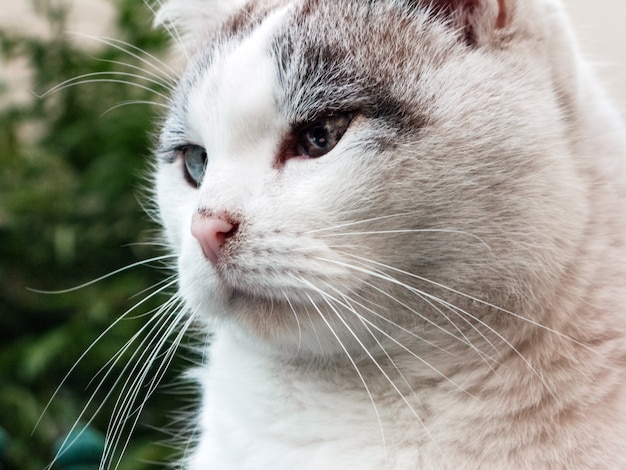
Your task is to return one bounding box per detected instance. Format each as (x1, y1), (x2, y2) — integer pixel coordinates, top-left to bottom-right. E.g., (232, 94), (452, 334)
(427, 0), (510, 46)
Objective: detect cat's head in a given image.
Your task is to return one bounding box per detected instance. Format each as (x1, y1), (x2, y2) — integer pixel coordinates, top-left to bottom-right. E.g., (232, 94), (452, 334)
(154, 0), (587, 359)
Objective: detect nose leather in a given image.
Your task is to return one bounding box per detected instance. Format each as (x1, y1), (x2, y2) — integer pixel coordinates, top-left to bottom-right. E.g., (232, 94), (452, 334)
(191, 215), (235, 265)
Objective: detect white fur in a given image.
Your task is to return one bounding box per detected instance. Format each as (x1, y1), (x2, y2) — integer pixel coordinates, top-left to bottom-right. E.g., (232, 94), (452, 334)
(152, 0), (626, 468)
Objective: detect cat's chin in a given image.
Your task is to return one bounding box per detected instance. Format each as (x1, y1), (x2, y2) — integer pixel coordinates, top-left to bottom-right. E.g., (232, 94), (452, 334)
(182, 271), (301, 329)
(183, 277), (356, 357)
(180, 252), (325, 322)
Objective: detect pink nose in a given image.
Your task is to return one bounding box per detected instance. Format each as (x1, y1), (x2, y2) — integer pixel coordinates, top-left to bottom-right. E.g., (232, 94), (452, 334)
(191, 214), (237, 265)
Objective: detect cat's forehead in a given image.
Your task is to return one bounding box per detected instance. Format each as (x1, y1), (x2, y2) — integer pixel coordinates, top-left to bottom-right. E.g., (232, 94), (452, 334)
(183, 6), (288, 152)
(178, 0), (447, 129)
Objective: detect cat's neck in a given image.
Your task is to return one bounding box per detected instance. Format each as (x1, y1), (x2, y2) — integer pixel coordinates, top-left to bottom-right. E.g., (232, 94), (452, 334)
(192, 305), (626, 469)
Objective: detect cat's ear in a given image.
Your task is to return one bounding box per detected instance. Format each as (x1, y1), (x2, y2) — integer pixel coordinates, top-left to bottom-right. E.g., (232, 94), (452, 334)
(428, 0), (510, 46)
(154, 0), (247, 52)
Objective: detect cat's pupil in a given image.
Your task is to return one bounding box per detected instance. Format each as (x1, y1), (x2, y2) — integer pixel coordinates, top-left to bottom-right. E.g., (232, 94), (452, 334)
(181, 145), (208, 188)
(308, 125), (330, 148)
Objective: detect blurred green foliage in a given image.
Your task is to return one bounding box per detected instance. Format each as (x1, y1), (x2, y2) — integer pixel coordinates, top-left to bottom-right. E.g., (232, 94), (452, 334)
(0, 1), (192, 468)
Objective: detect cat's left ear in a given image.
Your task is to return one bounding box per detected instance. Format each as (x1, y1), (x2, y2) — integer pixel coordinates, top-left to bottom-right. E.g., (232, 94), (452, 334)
(154, 0), (248, 53)
(428, 0), (511, 46)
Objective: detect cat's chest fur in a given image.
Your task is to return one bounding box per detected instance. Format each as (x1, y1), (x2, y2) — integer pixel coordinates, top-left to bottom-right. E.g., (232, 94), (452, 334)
(188, 332), (410, 470)
(188, 326), (626, 469)
(189, 332), (467, 470)
(151, 0), (626, 468)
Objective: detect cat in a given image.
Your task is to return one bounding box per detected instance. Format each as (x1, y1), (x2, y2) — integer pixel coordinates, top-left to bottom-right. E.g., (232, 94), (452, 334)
(149, 0), (626, 468)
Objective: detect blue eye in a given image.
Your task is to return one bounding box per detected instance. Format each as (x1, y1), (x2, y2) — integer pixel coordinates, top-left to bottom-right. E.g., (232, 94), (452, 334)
(180, 145), (207, 188)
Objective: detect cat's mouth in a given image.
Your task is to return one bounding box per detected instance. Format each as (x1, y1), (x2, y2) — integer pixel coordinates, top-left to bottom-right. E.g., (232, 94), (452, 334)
(219, 279), (317, 312)
(225, 286), (264, 304)
(212, 263), (316, 307)
(222, 284), (287, 307)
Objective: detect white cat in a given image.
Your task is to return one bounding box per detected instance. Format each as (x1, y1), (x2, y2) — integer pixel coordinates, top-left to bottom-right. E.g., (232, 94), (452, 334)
(152, 0), (626, 468)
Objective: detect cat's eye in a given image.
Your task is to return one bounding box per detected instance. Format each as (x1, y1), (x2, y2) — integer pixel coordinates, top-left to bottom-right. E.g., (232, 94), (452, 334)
(295, 113), (353, 158)
(180, 144), (208, 188)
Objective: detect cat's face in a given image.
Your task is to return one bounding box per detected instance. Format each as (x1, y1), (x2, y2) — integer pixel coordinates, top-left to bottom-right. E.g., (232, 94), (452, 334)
(155, 0), (586, 358)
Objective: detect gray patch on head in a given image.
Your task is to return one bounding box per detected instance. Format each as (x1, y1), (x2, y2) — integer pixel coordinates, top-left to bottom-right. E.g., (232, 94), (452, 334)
(269, 0), (457, 131)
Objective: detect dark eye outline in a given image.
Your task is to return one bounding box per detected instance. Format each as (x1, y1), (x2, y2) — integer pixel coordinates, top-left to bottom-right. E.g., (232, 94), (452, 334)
(177, 144), (208, 188)
(293, 112), (354, 159)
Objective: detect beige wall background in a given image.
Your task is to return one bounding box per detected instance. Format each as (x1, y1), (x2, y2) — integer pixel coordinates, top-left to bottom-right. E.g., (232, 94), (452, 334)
(1, 0), (625, 113)
(564, 0), (626, 113)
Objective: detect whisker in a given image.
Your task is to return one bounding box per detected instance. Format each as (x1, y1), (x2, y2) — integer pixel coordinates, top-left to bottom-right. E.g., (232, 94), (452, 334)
(344, 253), (599, 356)
(360, 278), (477, 356)
(68, 32), (178, 79)
(316, 294), (401, 464)
(104, 302), (192, 470)
(309, 283), (449, 463)
(315, 261), (496, 362)
(303, 291), (388, 456)
(86, 292), (180, 390)
(88, 56), (175, 90)
(333, 290), (447, 459)
(321, 279), (467, 360)
(83, 296), (183, 467)
(44, 281), (179, 468)
(317, 255), (560, 402)
(128, 273), (177, 303)
(36, 276), (178, 435)
(101, 306), (179, 459)
(342, 265), (505, 366)
(300, 276), (478, 400)
(27, 254), (176, 294)
(38, 73), (171, 100)
(146, 0), (190, 60)
(302, 301), (326, 354)
(351, 272), (504, 379)
(305, 212), (424, 234)
(417, 291), (555, 398)
(316, 229), (493, 253)
(101, 100), (169, 116)
(281, 288), (303, 354)
(122, 240), (172, 249)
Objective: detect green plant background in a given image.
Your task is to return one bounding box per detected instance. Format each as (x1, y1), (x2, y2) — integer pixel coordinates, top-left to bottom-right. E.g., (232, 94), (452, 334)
(0, 1), (193, 468)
